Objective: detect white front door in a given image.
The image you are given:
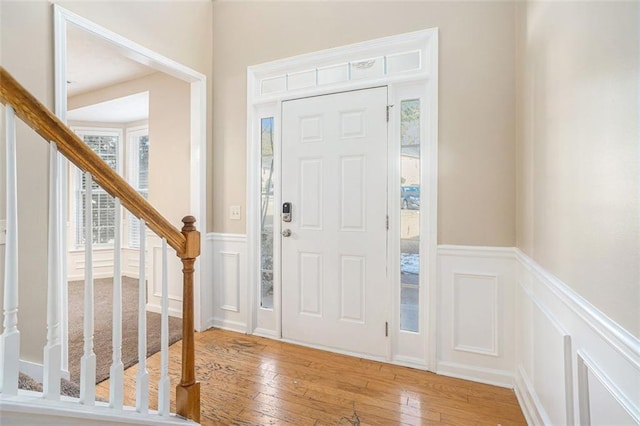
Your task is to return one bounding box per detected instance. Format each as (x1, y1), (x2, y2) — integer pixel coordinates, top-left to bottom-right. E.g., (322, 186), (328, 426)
(281, 87), (389, 358)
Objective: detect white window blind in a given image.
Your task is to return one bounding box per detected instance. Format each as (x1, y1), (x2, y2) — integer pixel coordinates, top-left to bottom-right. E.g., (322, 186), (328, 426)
(73, 130), (121, 247)
(126, 128), (149, 248)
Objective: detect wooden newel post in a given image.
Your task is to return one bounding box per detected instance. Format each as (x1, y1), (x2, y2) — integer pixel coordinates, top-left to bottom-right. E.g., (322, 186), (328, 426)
(176, 215), (201, 422)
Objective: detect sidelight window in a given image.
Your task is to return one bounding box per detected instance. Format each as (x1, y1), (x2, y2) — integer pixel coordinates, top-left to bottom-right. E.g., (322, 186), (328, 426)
(400, 99), (421, 332)
(260, 117), (275, 309)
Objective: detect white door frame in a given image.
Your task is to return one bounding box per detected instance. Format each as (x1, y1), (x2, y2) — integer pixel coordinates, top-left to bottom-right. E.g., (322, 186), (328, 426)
(247, 28), (438, 370)
(53, 5), (208, 375)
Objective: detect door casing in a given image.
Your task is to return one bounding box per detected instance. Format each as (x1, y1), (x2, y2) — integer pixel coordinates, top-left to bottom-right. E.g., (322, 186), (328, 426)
(53, 5), (208, 377)
(247, 28), (439, 370)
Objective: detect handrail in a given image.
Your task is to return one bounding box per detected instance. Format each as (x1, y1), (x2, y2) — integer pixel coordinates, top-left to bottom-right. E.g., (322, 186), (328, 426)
(1, 66), (200, 422)
(0, 67), (186, 255)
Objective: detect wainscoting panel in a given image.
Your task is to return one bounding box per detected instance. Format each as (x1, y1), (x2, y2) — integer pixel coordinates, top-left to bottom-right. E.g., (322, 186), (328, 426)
(437, 246), (516, 387)
(531, 300), (573, 425)
(67, 248), (115, 280)
(452, 272), (498, 356)
(121, 247), (140, 279)
(207, 233), (248, 333)
(67, 248), (141, 281)
(199, 238), (640, 426)
(219, 251), (240, 312)
(515, 250), (640, 426)
(145, 234), (183, 318)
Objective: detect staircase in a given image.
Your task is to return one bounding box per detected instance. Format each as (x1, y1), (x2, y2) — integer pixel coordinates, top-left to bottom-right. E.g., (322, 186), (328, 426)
(0, 67), (200, 424)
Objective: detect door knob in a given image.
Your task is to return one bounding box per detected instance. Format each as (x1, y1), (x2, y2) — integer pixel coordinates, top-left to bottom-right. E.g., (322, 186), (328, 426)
(282, 229), (292, 237)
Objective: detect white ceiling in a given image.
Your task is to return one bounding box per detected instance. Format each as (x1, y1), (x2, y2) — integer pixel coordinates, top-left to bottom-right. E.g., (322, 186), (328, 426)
(67, 91), (149, 123)
(66, 23), (153, 122)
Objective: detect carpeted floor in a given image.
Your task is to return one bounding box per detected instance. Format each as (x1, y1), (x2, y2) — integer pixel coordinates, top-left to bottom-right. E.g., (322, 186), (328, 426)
(68, 277), (182, 385)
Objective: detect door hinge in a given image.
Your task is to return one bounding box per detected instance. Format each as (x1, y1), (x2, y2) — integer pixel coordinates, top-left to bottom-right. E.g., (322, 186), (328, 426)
(386, 215), (389, 230)
(385, 321), (389, 337)
(386, 104), (394, 122)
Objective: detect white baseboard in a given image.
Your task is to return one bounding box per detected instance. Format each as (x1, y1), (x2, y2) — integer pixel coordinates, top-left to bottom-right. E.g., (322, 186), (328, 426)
(252, 327), (279, 339)
(19, 359), (70, 383)
(436, 360), (513, 388)
(19, 360), (44, 383)
(514, 365), (547, 426)
(146, 304), (182, 319)
(209, 317), (248, 334)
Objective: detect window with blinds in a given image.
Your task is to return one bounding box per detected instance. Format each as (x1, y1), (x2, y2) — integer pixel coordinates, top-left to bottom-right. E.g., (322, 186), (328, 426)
(73, 130), (121, 247)
(126, 127), (150, 248)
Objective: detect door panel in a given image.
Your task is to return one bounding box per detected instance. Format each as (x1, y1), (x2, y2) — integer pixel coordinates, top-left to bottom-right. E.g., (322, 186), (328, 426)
(281, 87), (388, 358)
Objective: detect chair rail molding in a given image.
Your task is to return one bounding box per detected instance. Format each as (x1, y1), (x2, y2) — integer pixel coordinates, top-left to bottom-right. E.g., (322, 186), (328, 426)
(514, 248), (640, 426)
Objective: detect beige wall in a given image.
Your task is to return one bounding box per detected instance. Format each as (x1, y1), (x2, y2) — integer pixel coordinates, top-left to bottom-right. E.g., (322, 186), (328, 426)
(1, 1), (55, 364)
(0, 0), (212, 364)
(69, 72), (191, 226)
(212, 1), (517, 245)
(516, 2), (640, 337)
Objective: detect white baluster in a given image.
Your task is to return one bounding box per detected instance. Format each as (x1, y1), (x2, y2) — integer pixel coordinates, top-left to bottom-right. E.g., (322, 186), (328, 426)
(80, 173), (96, 405)
(136, 220), (149, 413)
(59, 155), (69, 377)
(158, 238), (170, 416)
(109, 198), (124, 409)
(0, 105), (20, 395)
(43, 142), (61, 400)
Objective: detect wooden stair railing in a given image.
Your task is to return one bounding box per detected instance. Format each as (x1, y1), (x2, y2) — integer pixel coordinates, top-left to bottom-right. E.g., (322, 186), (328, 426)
(0, 66), (200, 423)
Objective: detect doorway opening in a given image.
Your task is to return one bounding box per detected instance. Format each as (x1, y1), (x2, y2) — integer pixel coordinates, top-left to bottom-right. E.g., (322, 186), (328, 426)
(53, 5), (207, 380)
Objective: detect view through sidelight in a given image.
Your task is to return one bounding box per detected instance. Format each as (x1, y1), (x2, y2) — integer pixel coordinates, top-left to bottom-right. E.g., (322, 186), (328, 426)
(260, 117), (275, 309)
(400, 99), (421, 332)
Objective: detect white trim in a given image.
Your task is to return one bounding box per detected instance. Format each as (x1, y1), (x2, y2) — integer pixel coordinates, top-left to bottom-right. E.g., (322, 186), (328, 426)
(247, 28), (439, 370)
(207, 232), (250, 334)
(1, 394), (190, 425)
(436, 361), (513, 388)
(516, 249), (640, 368)
(207, 232), (247, 244)
(209, 318), (247, 335)
(439, 245), (517, 259)
(18, 360), (44, 384)
(54, 4), (207, 336)
(451, 272), (499, 357)
(577, 350), (640, 424)
(515, 248), (640, 426)
(280, 338), (388, 365)
(514, 365), (548, 426)
(252, 327), (279, 339)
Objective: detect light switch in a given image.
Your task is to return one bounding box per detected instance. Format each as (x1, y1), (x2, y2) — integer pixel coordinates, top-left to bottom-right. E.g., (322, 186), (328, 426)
(230, 205), (241, 221)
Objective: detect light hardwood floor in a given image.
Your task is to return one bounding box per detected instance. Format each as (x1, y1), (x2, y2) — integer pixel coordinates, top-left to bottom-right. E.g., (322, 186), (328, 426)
(96, 329), (526, 425)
